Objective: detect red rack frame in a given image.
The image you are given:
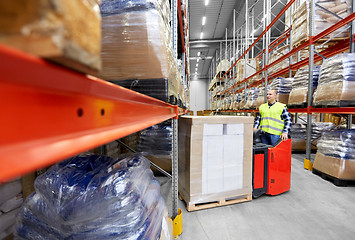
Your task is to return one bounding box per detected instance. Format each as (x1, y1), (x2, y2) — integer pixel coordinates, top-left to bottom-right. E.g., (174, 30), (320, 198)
(0, 44), (185, 182)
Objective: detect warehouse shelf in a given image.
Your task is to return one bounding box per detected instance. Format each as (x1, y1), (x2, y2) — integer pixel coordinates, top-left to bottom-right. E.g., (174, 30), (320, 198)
(209, 0), (355, 167)
(218, 107), (355, 114)
(0, 43), (185, 183)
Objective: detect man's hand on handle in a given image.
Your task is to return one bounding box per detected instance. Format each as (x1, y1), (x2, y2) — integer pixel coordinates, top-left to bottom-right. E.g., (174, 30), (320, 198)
(281, 132), (288, 141)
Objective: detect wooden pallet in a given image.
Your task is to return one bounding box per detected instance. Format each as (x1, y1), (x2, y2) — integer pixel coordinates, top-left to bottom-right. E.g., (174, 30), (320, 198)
(312, 168), (355, 187)
(179, 193), (252, 212)
(288, 102), (307, 109)
(292, 36), (349, 50)
(313, 100), (355, 108)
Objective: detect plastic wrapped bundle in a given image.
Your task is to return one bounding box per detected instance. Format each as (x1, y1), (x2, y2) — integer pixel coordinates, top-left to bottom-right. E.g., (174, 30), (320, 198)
(217, 60), (231, 74)
(317, 129), (355, 160)
(239, 89), (248, 109)
(292, 0), (350, 49)
(312, 122), (335, 139)
(245, 88), (260, 109)
(314, 53), (355, 106)
(15, 154), (165, 240)
(288, 66), (320, 105)
(269, 77), (294, 95)
(254, 88), (265, 108)
(268, 45), (290, 75)
(137, 122), (172, 172)
(98, 0), (179, 97)
(313, 129), (355, 180)
(0, 0), (102, 74)
(236, 59), (259, 83)
(290, 123), (307, 140)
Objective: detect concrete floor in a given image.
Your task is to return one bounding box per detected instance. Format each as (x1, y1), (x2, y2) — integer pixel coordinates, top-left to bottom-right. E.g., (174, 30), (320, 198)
(158, 154), (355, 240)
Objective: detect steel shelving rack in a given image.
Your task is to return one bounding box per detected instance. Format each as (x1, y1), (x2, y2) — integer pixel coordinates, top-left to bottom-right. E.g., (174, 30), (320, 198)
(209, 0), (355, 169)
(0, 1), (188, 231)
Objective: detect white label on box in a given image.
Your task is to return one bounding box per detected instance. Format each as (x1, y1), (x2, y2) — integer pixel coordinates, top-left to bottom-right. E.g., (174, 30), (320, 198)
(203, 124), (223, 136)
(202, 126), (244, 194)
(223, 135), (244, 165)
(224, 124), (244, 135)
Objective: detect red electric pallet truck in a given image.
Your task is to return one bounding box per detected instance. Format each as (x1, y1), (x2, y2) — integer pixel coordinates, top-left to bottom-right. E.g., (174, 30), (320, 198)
(252, 130), (292, 198)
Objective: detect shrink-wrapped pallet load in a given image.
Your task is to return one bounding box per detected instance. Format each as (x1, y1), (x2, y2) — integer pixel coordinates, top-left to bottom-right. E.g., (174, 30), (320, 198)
(313, 53), (355, 106)
(292, 0), (351, 49)
(99, 0), (181, 104)
(15, 154), (166, 239)
(268, 45), (290, 76)
(0, 0), (102, 74)
(178, 116), (253, 211)
(288, 66), (320, 106)
(314, 129), (355, 181)
(245, 88), (260, 109)
(254, 87), (265, 109)
(137, 122), (173, 173)
(217, 59), (231, 74)
(289, 122), (335, 151)
(269, 77), (294, 104)
(236, 59), (259, 83)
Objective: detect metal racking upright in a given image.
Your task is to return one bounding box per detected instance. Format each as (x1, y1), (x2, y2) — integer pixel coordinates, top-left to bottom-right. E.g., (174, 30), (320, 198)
(209, 0), (355, 169)
(0, 0), (187, 234)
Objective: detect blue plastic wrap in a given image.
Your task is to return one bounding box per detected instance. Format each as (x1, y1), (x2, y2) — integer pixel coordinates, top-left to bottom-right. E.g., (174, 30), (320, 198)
(15, 154), (165, 240)
(269, 77), (293, 94)
(317, 129), (355, 160)
(100, 0), (167, 16)
(137, 123), (172, 156)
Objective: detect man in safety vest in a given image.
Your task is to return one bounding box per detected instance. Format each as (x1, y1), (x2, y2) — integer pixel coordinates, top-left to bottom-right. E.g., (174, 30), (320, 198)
(253, 89), (292, 146)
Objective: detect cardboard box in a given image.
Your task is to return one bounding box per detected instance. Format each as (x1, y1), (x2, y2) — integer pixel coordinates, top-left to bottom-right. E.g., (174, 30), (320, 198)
(178, 116), (253, 205)
(278, 94), (289, 105)
(0, 0), (101, 74)
(291, 139), (317, 151)
(313, 152), (355, 180)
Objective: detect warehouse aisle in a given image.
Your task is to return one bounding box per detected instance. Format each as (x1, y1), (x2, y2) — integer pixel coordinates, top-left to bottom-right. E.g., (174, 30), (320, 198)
(159, 154), (355, 240)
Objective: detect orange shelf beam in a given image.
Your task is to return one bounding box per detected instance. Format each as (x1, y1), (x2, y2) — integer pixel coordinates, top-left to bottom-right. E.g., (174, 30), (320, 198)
(0, 44), (182, 182)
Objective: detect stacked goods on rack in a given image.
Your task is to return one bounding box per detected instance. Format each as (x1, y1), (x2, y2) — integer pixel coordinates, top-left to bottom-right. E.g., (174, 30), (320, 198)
(292, 0), (351, 49)
(137, 122), (172, 172)
(289, 123), (309, 150)
(288, 65), (320, 106)
(0, 0), (102, 74)
(217, 59), (231, 74)
(15, 154), (168, 239)
(0, 179), (23, 239)
(289, 122), (335, 151)
(314, 53), (355, 106)
(268, 45), (290, 76)
(239, 89), (248, 109)
(313, 129), (355, 181)
(269, 77), (294, 104)
(178, 116), (253, 211)
(98, 0), (183, 105)
(254, 87), (265, 109)
(236, 59), (259, 83)
(245, 88), (261, 109)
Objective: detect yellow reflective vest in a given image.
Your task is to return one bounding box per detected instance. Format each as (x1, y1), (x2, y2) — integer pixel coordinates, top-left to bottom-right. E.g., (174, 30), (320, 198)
(259, 102), (285, 135)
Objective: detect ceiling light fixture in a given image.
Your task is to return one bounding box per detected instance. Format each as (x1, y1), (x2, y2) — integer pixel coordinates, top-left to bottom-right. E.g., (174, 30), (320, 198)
(205, 0), (209, 6)
(198, 52), (201, 56)
(197, 58), (200, 62)
(202, 16), (206, 25)
(200, 32), (203, 39)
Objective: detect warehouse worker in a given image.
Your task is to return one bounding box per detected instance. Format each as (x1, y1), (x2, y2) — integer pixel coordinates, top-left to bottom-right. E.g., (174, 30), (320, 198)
(253, 89), (292, 146)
